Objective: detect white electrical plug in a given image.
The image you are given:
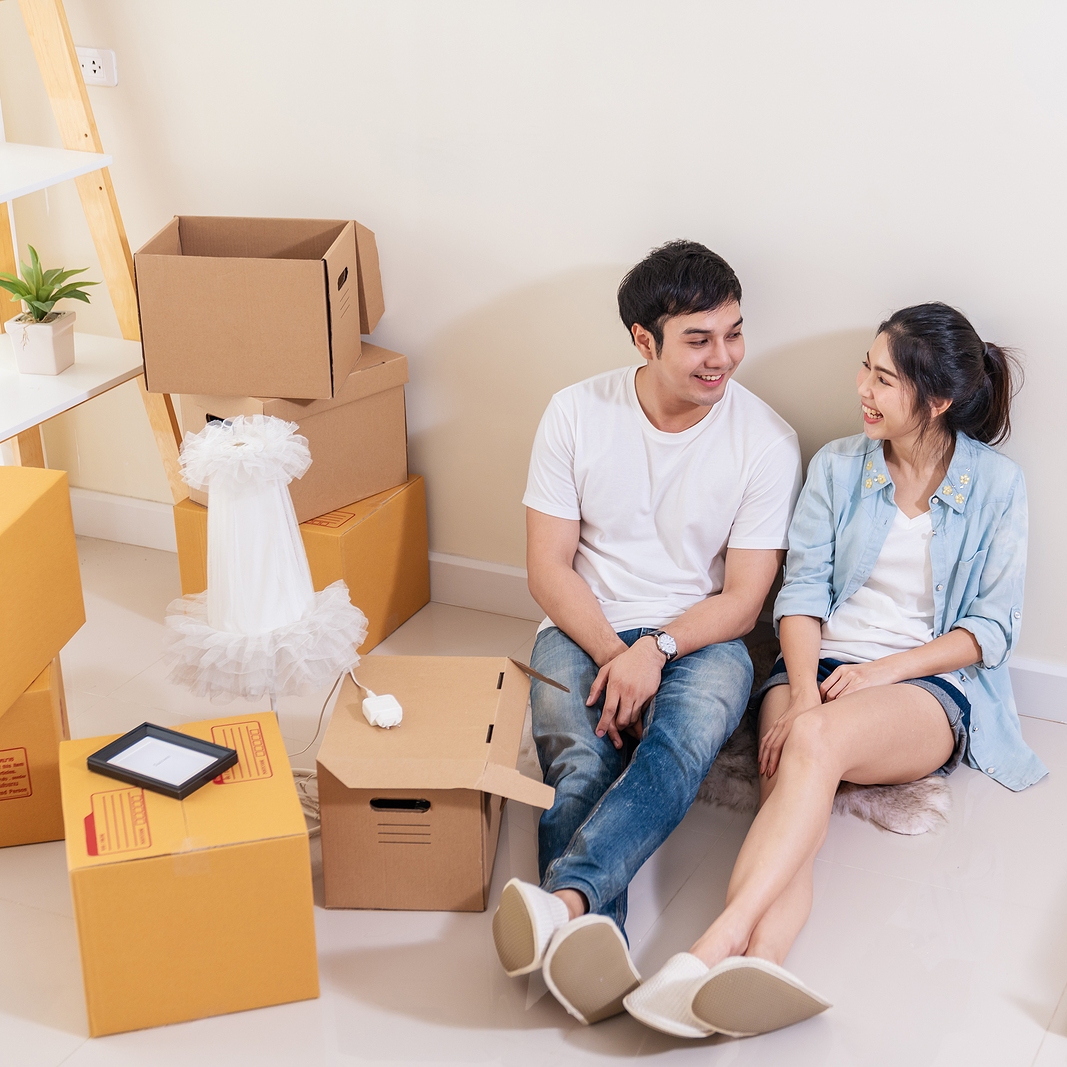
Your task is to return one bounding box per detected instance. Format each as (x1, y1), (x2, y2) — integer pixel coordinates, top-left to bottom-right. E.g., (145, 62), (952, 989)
(351, 670), (402, 728)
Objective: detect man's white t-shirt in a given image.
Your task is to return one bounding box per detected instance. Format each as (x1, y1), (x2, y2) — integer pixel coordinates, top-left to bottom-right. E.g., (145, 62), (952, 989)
(523, 366), (802, 633)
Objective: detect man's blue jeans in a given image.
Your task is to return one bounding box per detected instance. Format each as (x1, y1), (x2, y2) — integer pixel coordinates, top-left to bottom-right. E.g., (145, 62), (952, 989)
(530, 626), (753, 931)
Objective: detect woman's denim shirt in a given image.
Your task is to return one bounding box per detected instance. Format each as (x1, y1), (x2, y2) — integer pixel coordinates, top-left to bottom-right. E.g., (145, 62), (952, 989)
(774, 432), (1046, 792)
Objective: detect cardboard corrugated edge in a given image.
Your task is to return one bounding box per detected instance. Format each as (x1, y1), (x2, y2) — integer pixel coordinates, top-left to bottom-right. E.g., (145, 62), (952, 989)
(317, 657), (558, 809)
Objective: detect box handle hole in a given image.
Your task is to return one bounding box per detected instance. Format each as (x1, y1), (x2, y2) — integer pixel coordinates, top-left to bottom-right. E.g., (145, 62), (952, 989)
(337, 266), (349, 290)
(370, 798), (431, 812)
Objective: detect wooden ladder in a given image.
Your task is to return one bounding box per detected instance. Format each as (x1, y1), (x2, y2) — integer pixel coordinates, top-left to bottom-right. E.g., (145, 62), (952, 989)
(0, 0), (185, 500)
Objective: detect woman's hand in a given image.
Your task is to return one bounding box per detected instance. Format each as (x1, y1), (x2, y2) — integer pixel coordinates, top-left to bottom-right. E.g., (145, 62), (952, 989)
(819, 659), (901, 702)
(758, 686), (822, 779)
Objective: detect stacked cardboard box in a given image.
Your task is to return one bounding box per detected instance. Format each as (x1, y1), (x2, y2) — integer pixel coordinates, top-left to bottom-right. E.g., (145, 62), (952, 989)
(135, 216), (430, 650)
(60, 712), (318, 1036)
(0, 467), (84, 847)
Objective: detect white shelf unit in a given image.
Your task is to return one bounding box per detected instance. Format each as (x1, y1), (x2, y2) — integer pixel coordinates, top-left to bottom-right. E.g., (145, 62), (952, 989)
(0, 140), (111, 202)
(0, 331), (143, 443)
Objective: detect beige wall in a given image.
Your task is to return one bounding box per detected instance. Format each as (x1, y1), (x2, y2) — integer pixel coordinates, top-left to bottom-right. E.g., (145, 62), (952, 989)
(1, 1), (1064, 664)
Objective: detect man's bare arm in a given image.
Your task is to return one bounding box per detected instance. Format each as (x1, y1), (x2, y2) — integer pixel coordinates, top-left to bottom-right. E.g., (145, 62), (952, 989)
(659, 547), (785, 656)
(526, 508), (626, 667)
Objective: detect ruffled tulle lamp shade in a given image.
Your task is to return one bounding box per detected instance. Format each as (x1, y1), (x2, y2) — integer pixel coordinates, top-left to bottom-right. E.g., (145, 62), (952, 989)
(163, 415), (367, 702)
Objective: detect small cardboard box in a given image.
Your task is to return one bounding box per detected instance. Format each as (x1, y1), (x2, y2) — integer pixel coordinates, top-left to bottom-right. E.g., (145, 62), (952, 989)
(316, 657), (558, 912)
(60, 712), (318, 1037)
(173, 476), (430, 652)
(179, 343), (409, 524)
(0, 659), (69, 848)
(135, 216), (384, 399)
(0, 467), (84, 716)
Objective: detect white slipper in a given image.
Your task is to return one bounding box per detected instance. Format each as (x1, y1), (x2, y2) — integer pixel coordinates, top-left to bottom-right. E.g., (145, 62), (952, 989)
(690, 956), (830, 1037)
(623, 952), (718, 1038)
(492, 878), (570, 977)
(542, 914), (642, 1025)
(625, 953), (831, 1039)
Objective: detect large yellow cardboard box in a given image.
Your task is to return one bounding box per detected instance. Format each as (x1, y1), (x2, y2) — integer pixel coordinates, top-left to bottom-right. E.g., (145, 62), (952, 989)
(0, 659), (68, 848)
(60, 713), (318, 1037)
(173, 475), (430, 652)
(0, 467), (84, 716)
(179, 344), (409, 524)
(316, 657), (557, 912)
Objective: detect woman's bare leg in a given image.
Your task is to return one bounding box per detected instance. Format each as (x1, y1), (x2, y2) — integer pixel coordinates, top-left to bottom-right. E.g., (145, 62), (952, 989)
(689, 683), (953, 967)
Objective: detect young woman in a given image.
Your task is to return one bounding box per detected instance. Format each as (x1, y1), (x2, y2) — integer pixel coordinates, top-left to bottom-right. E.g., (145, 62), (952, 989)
(623, 302), (1047, 1039)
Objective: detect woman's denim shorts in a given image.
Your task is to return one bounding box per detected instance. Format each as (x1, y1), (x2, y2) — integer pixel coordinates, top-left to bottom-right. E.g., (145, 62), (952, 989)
(754, 657), (970, 777)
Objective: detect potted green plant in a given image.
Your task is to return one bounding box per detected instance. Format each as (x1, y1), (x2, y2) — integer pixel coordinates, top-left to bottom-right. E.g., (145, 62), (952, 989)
(0, 245), (97, 375)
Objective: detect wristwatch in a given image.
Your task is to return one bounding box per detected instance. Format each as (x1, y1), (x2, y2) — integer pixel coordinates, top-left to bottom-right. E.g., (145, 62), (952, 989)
(646, 629), (678, 663)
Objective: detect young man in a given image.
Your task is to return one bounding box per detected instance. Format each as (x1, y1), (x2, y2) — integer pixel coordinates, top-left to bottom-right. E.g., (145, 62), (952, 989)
(492, 240), (802, 1025)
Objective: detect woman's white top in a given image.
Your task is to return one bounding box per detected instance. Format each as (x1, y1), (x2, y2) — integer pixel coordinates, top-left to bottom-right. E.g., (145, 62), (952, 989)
(820, 507), (962, 691)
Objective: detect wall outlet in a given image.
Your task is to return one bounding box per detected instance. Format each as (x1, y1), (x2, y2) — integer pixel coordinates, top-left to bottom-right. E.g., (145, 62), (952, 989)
(75, 46), (118, 87)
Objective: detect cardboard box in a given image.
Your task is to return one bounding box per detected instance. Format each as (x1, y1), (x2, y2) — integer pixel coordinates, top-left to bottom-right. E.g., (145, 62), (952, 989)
(0, 466), (84, 716)
(179, 344), (409, 524)
(60, 712), (318, 1036)
(135, 216), (384, 399)
(173, 476), (430, 652)
(316, 657), (557, 912)
(0, 659), (68, 848)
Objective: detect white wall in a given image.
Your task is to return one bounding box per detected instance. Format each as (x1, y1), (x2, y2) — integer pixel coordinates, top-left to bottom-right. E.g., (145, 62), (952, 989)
(1, 1), (1064, 665)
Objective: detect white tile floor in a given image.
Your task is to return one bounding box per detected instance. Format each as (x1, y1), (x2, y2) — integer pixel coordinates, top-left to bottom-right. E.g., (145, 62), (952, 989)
(4, 536), (1067, 1066)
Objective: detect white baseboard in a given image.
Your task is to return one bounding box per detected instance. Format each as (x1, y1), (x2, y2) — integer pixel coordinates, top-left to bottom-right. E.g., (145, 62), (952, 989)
(70, 487), (177, 553)
(428, 551), (543, 622)
(1011, 658), (1067, 724)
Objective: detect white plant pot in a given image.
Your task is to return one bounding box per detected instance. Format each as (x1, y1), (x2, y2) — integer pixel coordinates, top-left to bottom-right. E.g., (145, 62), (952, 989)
(5, 310), (76, 375)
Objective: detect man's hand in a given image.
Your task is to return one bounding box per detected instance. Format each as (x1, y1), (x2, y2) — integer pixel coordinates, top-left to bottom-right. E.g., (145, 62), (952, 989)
(586, 636), (664, 750)
(758, 686), (822, 779)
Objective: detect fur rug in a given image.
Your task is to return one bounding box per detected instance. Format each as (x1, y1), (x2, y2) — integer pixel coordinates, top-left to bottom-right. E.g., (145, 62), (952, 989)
(696, 713), (952, 835)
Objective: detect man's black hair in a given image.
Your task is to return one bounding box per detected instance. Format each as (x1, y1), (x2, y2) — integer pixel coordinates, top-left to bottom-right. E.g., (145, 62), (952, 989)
(617, 240), (742, 351)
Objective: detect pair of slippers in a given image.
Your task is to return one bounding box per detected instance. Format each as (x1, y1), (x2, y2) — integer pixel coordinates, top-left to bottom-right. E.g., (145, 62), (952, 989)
(493, 878), (642, 1024)
(492, 878), (830, 1037)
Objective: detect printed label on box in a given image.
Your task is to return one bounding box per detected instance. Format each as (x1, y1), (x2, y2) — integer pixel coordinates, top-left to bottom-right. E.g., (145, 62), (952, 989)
(0, 747), (32, 800)
(84, 788), (151, 856)
(211, 721), (272, 783)
(303, 508), (356, 529)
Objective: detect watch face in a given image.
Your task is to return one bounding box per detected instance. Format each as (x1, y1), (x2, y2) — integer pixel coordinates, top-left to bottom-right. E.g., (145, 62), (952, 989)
(657, 633), (677, 657)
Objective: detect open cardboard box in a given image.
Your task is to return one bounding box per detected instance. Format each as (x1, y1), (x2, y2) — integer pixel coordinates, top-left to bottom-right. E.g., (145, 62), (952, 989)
(60, 712), (318, 1036)
(179, 344), (409, 524)
(317, 656), (559, 912)
(136, 216), (384, 399)
(0, 467), (84, 717)
(0, 659), (68, 848)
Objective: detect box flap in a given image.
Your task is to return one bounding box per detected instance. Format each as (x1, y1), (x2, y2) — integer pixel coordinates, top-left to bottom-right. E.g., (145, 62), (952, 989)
(137, 216), (180, 256)
(61, 713), (306, 871)
(316, 657), (556, 808)
(322, 221), (361, 385)
(354, 222), (384, 333)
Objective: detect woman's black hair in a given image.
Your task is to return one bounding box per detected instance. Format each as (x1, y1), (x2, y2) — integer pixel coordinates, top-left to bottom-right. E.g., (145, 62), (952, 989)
(617, 240), (741, 351)
(877, 302), (1021, 446)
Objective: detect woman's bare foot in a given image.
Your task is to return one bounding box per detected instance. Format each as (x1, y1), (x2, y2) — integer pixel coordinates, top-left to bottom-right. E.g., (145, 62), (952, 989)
(688, 911), (751, 968)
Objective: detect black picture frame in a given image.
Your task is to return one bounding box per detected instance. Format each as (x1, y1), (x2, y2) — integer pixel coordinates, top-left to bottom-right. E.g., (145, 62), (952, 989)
(86, 723), (239, 800)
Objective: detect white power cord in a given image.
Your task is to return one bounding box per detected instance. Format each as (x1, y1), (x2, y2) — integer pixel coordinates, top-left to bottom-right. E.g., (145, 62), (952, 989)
(283, 669), (347, 833)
